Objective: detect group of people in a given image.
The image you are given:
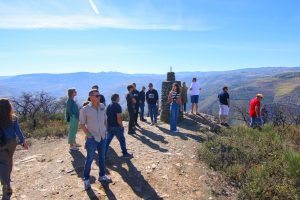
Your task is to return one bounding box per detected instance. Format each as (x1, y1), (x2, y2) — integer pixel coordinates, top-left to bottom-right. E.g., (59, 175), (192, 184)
(0, 77), (266, 197)
(217, 85), (265, 129)
(64, 78), (203, 190)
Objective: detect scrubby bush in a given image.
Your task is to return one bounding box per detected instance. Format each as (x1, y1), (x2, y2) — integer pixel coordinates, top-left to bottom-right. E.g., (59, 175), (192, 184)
(199, 125), (300, 199)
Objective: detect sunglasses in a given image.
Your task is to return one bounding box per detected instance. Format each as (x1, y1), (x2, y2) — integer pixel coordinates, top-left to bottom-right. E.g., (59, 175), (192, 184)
(92, 95), (100, 98)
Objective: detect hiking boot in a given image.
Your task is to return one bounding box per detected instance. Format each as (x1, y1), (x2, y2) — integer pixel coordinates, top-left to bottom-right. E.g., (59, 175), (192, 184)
(141, 118), (147, 122)
(123, 153), (134, 159)
(84, 180), (91, 190)
(135, 123), (141, 128)
(99, 175), (112, 183)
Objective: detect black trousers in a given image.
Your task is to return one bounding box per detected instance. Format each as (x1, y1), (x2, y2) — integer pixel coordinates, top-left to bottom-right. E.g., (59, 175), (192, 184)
(183, 103), (187, 112)
(128, 109), (136, 132)
(134, 104), (139, 124)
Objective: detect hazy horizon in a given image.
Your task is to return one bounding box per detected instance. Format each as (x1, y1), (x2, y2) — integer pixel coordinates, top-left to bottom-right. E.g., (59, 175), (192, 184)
(1, 66), (300, 77)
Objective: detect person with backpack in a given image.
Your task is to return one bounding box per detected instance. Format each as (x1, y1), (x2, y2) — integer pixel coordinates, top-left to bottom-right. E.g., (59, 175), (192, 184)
(66, 88), (80, 151)
(0, 98), (28, 198)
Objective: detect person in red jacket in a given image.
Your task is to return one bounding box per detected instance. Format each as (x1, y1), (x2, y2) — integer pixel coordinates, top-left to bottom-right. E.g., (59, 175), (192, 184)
(249, 94), (264, 129)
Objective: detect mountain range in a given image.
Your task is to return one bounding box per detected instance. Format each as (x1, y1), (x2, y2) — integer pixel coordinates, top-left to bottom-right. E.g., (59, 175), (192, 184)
(1, 67), (300, 120)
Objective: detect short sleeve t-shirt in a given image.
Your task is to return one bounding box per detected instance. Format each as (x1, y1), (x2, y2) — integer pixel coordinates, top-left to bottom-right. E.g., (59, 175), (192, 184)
(190, 82), (200, 96)
(106, 102), (122, 127)
(146, 89), (159, 105)
(249, 98), (260, 117)
(218, 91), (229, 105)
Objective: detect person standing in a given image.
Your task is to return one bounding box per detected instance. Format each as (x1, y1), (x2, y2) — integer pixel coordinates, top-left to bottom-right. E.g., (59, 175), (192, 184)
(91, 85), (106, 106)
(126, 85), (137, 134)
(139, 86), (147, 122)
(249, 94), (264, 129)
(146, 83), (159, 125)
(181, 82), (188, 113)
(168, 83), (182, 132)
(0, 98), (28, 198)
(189, 77), (201, 114)
(105, 94), (133, 159)
(218, 86), (230, 127)
(80, 89), (112, 190)
(132, 83), (140, 127)
(66, 88), (80, 151)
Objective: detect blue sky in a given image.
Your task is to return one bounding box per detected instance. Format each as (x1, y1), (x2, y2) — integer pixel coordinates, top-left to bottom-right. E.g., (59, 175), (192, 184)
(0, 0), (300, 75)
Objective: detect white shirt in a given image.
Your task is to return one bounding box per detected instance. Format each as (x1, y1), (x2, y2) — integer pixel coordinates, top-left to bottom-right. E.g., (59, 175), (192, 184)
(190, 82), (200, 96)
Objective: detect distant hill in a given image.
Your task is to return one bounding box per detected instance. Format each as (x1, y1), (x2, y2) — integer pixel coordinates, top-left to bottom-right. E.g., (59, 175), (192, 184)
(1, 67), (300, 121)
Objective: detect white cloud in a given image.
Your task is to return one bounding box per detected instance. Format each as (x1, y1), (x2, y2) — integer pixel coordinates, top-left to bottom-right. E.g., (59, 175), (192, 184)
(0, 0), (218, 31)
(88, 0), (99, 15)
(0, 15), (216, 31)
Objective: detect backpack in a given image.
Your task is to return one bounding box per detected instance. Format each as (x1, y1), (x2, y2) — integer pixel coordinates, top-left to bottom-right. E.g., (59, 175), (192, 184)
(0, 127), (6, 147)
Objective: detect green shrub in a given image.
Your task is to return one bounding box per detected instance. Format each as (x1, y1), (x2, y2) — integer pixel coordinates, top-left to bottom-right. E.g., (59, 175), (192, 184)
(199, 124), (300, 199)
(284, 149), (300, 182)
(20, 119), (68, 138)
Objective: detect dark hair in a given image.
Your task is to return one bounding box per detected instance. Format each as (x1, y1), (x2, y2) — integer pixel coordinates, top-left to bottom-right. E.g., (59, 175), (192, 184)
(0, 98), (13, 128)
(173, 83), (181, 93)
(92, 85), (99, 90)
(223, 86), (228, 91)
(192, 77), (197, 82)
(82, 101), (90, 107)
(89, 89), (99, 97)
(127, 85), (134, 91)
(111, 93), (119, 102)
(67, 88), (76, 98)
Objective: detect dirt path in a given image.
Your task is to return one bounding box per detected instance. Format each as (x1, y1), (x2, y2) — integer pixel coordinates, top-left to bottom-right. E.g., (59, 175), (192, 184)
(3, 114), (236, 200)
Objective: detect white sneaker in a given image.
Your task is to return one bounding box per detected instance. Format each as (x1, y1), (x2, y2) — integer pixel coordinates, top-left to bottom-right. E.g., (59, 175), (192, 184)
(174, 129), (180, 132)
(84, 180), (91, 190)
(99, 175), (112, 183)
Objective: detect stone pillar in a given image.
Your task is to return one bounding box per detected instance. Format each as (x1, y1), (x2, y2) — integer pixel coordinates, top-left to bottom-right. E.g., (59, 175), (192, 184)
(160, 71), (182, 123)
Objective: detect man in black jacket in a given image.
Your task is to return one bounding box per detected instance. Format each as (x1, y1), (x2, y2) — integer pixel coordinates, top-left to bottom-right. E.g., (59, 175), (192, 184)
(139, 86), (146, 122)
(132, 83), (140, 127)
(126, 85), (136, 134)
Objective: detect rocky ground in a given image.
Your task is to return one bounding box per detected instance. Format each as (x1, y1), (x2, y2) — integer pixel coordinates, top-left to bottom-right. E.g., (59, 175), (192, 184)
(2, 113), (237, 200)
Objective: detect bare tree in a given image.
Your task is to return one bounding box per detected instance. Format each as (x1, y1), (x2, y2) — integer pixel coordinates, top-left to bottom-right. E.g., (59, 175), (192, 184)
(11, 92), (64, 128)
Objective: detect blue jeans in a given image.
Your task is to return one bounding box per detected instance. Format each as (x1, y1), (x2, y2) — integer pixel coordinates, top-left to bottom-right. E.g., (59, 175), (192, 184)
(105, 127), (128, 157)
(83, 137), (107, 180)
(250, 116), (263, 128)
(170, 103), (179, 131)
(148, 104), (157, 123)
(139, 102), (145, 119)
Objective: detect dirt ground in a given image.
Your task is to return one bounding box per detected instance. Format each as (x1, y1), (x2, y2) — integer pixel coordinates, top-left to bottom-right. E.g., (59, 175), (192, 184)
(2, 114), (237, 200)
